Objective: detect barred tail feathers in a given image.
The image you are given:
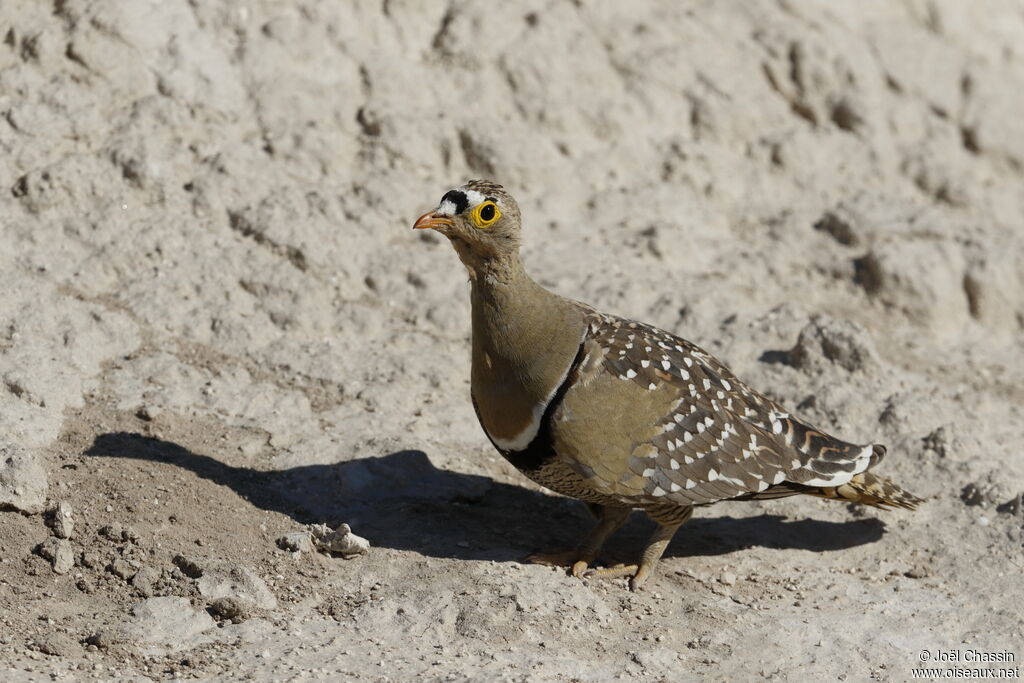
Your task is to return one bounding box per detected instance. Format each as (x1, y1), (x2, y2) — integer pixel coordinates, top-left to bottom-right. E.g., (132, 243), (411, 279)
(807, 470), (923, 510)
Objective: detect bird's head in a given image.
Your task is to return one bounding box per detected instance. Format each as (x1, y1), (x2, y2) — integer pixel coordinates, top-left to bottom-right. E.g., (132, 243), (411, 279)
(413, 180), (522, 268)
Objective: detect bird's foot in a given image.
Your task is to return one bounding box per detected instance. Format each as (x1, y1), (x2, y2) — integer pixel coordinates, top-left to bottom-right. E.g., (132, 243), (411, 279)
(524, 550), (593, 577)
(583, 563), (654, 591)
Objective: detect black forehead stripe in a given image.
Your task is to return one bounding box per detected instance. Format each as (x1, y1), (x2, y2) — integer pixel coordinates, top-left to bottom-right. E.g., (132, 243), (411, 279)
(485, 196), (496, 202)
(441, 190), (468, 214)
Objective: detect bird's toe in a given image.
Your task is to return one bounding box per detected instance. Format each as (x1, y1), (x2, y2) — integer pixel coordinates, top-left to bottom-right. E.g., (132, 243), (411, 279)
(570, 559), (591, 577)
(582, 563), (639, 581)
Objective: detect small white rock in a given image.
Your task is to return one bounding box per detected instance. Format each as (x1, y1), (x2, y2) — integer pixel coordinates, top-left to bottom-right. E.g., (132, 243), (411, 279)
(37, 538), (74, 574)
(276, 531), (314, 553)
(47, 501), (74, 539)
(309, 523), (370, 559)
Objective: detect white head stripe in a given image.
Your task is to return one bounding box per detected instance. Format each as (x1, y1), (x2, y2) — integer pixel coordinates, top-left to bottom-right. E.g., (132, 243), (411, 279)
(463, 189), (486, 207)
(436, 200), (457, 217)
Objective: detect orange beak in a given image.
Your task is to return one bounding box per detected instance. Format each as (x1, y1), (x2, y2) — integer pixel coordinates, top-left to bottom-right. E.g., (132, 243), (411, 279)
(413, 211), (453, 231)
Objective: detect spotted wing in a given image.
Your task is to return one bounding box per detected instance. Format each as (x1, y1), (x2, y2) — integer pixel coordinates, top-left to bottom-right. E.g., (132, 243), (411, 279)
(584, 313), (882, 506)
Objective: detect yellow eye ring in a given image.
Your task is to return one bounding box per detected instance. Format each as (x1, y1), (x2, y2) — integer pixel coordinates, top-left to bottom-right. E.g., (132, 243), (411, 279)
(471, 201), (501, 229)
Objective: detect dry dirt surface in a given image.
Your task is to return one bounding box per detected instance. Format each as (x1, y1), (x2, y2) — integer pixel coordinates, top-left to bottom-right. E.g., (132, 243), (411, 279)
(2, 1), (1023, 681)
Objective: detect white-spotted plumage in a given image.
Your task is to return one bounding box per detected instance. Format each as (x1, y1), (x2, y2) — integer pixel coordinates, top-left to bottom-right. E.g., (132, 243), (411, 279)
(582, 311), (888, 506)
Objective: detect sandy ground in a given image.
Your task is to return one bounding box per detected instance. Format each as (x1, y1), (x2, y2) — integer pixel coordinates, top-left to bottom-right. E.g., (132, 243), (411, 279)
(1, 0), (1023, 680)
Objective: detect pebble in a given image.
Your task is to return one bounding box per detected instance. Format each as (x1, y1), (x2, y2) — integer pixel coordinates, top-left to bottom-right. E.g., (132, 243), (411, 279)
(136, 404), (161, 421)
(86, 630), (120, 650)
(276, 531), (314, 553)
(308, 522), (370, 559)
(209, 596), (254, 623)
(46, 501), (74, 539)
(132, 566), (160, 597)
(37, 538), (74, 575)
(109, 558), (137, 581)
(80, 550), (102, 569)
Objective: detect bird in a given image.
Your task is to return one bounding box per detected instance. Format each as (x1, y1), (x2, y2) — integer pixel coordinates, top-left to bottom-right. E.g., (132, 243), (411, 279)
(413, 179), (922, 590)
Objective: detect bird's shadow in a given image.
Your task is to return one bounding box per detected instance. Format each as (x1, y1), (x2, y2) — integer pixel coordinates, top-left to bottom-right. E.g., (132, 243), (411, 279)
(85, 432), (885, 563)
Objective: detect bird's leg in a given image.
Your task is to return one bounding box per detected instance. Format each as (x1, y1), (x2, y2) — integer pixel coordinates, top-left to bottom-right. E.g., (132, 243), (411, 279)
(585, 506), (692, 590)
(525, 504), (631, 576)
(584, 522), (680, 590)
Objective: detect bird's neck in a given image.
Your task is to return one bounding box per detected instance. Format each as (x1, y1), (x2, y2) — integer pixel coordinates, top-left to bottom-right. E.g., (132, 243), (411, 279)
(468, 254), (586, 450)
(470, 256), (575, 361)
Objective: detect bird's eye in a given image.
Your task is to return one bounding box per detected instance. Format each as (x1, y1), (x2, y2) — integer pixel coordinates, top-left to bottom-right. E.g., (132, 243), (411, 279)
(471, 201), (501, 228)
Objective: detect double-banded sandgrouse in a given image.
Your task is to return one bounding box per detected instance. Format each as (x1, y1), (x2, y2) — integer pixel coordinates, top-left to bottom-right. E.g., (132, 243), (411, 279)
(414, 180), (922, 590)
